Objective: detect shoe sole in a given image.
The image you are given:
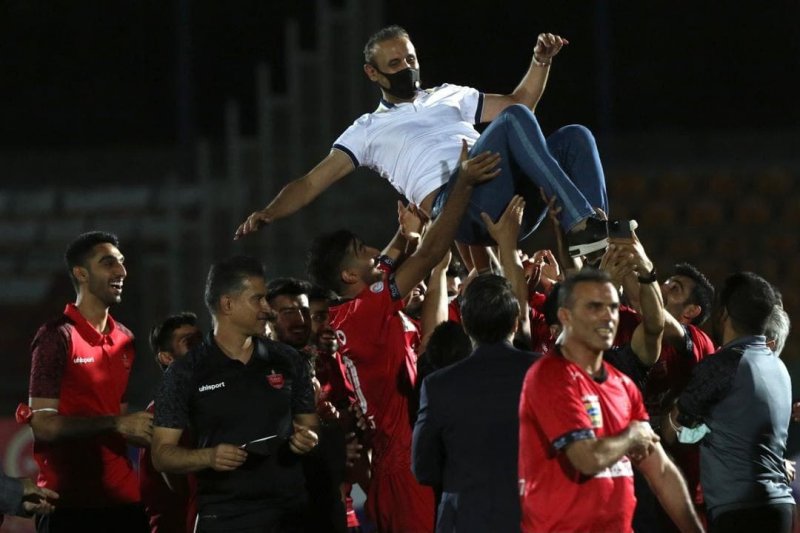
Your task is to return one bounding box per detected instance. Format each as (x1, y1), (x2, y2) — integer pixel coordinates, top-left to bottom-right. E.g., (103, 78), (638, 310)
(568, 237), (609, 258)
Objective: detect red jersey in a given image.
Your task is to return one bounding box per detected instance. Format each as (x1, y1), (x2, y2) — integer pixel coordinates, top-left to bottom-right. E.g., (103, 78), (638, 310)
(613, 304), (642, 348)
(28, 303), (139, 507)
(138, 401), (197, 533)
(519, 351), (649, 533)
(330, 274), (434, 531)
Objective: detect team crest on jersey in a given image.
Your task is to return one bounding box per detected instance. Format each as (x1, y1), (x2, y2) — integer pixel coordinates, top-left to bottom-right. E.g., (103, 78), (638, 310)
(335, 329), (347, 346)
(267, 372), (284, 389)
(582, 394), (603, 428)
(370, 281), (384, 293)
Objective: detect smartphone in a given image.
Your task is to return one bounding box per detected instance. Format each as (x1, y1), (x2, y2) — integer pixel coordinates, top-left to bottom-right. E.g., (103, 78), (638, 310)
(608, 219), (637, 239)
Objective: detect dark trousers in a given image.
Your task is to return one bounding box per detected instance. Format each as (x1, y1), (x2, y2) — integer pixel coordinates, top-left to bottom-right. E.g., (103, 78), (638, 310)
(35, 503), (148, 533)
(710, 503), (795, 533)
(195, 501), (309, 533)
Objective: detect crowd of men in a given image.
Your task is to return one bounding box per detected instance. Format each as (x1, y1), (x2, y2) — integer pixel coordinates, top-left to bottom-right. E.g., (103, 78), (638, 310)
(9, 23), (796, 533)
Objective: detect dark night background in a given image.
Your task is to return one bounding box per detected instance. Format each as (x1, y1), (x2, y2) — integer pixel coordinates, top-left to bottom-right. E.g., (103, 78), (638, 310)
(1, 2), (800, 529)
(2, 1), (798, 150)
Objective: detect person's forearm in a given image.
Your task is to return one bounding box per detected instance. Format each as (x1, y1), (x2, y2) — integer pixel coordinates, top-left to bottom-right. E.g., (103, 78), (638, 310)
(509, 57), (551, 110)
(635, 276), (665, 365)
(569, 429), (636, 476)
(420, 264), (448, 347)
(381, 228), (410, 263)
(497, 245), (532, 344)
(30, 413), (119, 443)
(415, 180), (473, 263)
(647, 456), (703, 532)
(262, 177), (319, 222)
(152, 443), (211, 474)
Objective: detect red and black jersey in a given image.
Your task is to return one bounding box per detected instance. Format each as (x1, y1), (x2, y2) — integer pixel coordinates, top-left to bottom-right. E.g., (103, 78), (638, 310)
(28, 303), (138, 507)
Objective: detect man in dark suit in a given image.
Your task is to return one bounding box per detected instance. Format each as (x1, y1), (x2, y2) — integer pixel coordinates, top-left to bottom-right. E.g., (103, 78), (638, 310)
(412, 273), (539, 532)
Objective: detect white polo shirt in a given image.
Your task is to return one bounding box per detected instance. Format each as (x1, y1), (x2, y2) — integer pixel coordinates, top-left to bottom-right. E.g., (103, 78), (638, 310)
(332, 84), (484, 206)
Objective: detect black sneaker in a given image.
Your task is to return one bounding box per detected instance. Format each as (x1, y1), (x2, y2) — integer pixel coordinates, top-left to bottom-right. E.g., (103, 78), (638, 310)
(567, 217), (609, 258)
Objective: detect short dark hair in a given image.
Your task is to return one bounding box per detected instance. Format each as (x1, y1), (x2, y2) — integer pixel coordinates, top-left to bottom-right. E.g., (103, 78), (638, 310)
(460, 274), (519, 344)
(673, 263), (715, 326)
(307, 229), (358, 295)
(308, 285), (336, 303)
(149, 312), (198, 369)
(558, 268), (614, 309)
(424, 321), (471, 370)
(204, 255), (265, 315)
(718, 271), (779, 336)
(266, 277), (312, 304)
(363, 25), (410, 63)
(64, 231), (120, 291)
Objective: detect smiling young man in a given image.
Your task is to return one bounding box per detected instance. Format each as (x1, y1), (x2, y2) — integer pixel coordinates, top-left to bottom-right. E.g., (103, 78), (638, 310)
(25, 231), (153, 533)
(151, 256), (319, 532)
(237, 25), (613, 262)
(518, 269), (702, 533)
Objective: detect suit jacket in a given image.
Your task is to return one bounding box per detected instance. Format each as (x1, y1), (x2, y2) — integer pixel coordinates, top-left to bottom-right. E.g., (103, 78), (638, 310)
(0, 470), (23, 516)
(412, 341), (539, 533)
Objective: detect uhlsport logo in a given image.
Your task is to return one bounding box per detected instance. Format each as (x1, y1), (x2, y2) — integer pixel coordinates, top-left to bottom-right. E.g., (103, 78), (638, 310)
(73, 356), (95, 364)
(199, 381), (225, 393)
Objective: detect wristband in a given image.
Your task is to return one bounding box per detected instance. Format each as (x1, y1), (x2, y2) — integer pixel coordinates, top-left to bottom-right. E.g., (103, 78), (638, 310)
(637, 267), (657, 284)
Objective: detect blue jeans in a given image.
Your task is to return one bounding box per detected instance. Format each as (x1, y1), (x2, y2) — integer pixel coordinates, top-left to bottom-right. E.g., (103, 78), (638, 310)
(432, 104), (608, 245)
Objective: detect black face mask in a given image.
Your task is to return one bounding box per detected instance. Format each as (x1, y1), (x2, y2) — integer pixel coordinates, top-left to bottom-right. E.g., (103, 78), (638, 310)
(374, 66), (420, 100)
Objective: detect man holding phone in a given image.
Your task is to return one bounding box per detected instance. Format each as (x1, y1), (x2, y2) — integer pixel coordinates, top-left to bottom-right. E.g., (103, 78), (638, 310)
(151, 256), (319, 532)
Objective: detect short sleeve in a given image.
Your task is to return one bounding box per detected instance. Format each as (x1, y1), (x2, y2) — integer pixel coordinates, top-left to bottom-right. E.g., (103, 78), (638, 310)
(332, 120), (367, 168)
(153, 360), (193, 429)
(29, 324), (69, 399)
(524, 360), (596, 451)
(448, 84), (484, 124)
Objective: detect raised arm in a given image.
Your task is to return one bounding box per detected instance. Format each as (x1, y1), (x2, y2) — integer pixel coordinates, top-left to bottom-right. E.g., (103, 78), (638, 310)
(392, 140), (500, 298)
(235, 148), (355, 238)
(480, 33), (568, 122)
(481, 195), (532, 346)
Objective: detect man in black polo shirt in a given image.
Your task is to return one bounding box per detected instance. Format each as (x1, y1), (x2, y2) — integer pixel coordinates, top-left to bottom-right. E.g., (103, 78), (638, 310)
(151, 256), (319, 532)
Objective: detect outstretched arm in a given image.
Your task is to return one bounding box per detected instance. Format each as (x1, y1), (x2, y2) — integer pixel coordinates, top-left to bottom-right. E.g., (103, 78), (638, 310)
(481, 196), (531, 346)
(481, 33), (569, 122)
(29, 397), (153, 447)
(235, 148), (354, 238)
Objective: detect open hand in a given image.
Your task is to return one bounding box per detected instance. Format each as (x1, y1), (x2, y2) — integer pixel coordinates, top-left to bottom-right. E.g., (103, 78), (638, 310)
(480, 195), (525, 248)
(457, 139), (501, 186)
(116, 411), (153, 446)
(235, 208), (272, 240)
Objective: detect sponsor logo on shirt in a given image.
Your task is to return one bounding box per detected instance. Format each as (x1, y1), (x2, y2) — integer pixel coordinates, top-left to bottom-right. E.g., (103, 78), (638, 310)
(73, 356), (95, 364)
(198, 381), (225, 392)
(369, 281), (384, 293)
(267, 371), (284, 389)
(594, 457), (633, 479)
(582, 394), (603, 428)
